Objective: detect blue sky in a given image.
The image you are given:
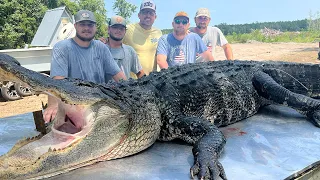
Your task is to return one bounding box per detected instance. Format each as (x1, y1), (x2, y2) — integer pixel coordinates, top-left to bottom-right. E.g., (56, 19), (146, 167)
(104, 0), (320, 30)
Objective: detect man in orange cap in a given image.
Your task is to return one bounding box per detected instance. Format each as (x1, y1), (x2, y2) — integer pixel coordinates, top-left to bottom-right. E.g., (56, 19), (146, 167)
(156, 11), (213, 69)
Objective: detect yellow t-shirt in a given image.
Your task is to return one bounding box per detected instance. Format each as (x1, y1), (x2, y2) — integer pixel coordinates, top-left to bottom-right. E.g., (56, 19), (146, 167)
(123, 23), (162, 77)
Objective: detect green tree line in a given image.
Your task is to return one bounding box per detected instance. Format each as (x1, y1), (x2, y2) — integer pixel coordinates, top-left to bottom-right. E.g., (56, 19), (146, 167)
(162, 18), (320, 35)
(216, 20), (309, 35)
(0, 0), (136, 50)
(1, 0), (319, 50)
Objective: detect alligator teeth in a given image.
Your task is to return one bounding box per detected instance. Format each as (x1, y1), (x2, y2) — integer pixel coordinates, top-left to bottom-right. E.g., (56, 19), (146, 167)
(67, 144), (73, 148)
(48, 147), (52, 152)
(2, 161), (8, 169)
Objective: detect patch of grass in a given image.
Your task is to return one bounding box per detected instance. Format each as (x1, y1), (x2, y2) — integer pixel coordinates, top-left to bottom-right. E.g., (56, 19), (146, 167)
(226, 30), (320, 43)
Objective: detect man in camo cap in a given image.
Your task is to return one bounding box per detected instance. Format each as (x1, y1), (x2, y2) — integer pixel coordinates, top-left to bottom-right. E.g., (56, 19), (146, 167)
(106, 15), (145, 79)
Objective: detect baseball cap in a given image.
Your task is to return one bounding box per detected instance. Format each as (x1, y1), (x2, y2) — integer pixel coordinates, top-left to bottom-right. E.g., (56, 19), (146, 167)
(195, 8), (211, 18)
(109, 15), (126, 27)
(74, 10), (96, 23)
(174, 11), (189, 20)
(140, 0), (156, 11)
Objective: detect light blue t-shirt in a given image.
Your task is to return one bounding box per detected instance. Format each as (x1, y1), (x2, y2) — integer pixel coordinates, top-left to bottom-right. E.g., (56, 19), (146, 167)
(156, 32), (207, 67)
(51, 39), (121, 83)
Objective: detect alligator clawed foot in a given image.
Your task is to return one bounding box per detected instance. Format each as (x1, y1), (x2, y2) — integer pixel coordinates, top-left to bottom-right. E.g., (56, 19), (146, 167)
(190, 159), (227, 180)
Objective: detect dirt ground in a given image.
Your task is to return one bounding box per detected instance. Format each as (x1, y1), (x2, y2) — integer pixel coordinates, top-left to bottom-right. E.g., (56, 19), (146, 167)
(1, 42), (320, 118)
(215, 42), (320, 63)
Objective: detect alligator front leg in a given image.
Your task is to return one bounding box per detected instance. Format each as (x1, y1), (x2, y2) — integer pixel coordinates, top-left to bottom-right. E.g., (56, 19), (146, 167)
(159, 116), (227, 180)
(253, 70), (320, 127)
(191, 124), (227, 180)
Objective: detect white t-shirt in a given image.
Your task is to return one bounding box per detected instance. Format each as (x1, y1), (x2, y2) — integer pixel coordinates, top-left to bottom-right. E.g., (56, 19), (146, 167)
(190, 26), (228, 60)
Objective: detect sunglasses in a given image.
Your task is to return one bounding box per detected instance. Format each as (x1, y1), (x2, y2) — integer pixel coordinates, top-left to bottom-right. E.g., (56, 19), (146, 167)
(174, 19), (188, 25)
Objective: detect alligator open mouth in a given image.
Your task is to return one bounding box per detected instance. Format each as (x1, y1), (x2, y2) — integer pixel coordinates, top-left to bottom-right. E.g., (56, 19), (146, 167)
(0, 53), (160, 179)
(49, 101), (94, 150)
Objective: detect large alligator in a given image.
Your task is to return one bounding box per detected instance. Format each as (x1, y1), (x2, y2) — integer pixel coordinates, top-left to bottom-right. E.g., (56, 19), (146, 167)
(1, 53), (320, 180)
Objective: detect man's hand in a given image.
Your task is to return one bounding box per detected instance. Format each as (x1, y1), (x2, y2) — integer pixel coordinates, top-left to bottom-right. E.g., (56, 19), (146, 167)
(99, 37), (108, 44)
(156, 54), (169, 69)
(200, 50), (214, 62)
(43, 104), (58, 123)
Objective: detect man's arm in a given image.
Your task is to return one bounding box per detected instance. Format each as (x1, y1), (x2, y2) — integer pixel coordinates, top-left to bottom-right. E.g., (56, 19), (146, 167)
(199, 50), (214, 62)
(99, 37), (108, 44)
(156, 35), (169, 69)
(43, 76), (64, 123)
(112, 71), (127, 82)
(153, 55), (161, 72)
(136, 70), (145, 78)
(222, 43), (234, 60)
(157, 54), (169, 69)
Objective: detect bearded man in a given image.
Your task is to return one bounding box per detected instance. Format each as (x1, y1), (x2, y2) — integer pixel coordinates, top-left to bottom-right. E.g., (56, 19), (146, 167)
(156, 11), (213, 69)
(106, 15), (145, 79)
(190, 8), (234, 61)
(44, 10), (126, 123)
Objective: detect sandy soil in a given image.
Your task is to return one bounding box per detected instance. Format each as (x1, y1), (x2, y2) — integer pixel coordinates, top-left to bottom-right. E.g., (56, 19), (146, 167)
(215, 42), (319, 63)
(1, 42), (319, 118)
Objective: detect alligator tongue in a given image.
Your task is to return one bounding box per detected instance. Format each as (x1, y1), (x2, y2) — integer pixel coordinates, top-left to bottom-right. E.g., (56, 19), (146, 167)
(57, 116), (82, 134)
(54, 102), (87, 134)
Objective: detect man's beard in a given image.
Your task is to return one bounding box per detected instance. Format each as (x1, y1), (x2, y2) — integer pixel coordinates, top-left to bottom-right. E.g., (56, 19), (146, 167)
(174, 28), (186, 35)
(109, 34), (123, 41)
(76, 32), (94, 42)
(196, 23), (207, 29)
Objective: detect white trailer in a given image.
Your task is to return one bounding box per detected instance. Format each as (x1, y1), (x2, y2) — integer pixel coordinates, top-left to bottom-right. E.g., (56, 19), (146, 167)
(0, 47), (52, 100)
(0, 6), (75, 101)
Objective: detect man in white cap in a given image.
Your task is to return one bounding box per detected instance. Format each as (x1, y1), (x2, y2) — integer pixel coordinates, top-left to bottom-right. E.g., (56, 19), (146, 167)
(157, 11), (213, 69)
(107, 15), (145, 79)
(44, 10), (126, 123)
(190, 8), (234, 60)
(123, 0), (162, 77)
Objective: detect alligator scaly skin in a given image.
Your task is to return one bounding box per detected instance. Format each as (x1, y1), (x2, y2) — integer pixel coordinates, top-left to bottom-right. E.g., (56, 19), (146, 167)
(1, 53), (320, 179)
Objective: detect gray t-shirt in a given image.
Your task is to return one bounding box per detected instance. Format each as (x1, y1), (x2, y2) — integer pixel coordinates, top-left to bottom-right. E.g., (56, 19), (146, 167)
(51, 39), (121, 83)
(190, 26), (228, 58)
(106, 44), (142, 79)
(156, 32), (207, 67)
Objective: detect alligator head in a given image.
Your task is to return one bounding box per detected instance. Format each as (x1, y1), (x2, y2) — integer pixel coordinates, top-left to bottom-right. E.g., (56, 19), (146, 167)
(0, 54), (161, 179)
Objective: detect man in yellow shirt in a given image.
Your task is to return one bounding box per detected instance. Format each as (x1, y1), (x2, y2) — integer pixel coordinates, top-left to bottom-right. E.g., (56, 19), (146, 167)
(123, 0), (162, 77)
(100, 0), (161, 77)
